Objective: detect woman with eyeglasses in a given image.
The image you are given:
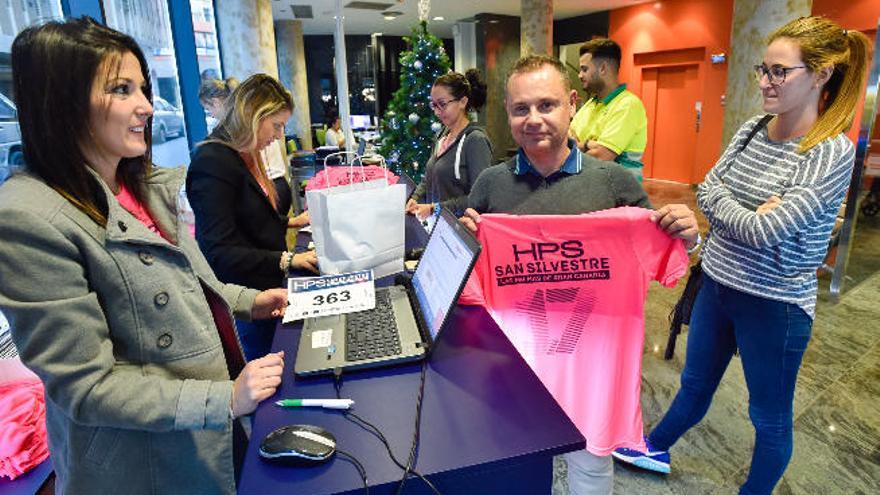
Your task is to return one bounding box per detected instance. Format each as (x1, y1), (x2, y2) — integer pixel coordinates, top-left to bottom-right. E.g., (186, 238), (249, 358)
(187, 74), (317, 361)
(0, 18), (288, 494)
(406, 69), (493, 219)
(613, 17), (869, 494)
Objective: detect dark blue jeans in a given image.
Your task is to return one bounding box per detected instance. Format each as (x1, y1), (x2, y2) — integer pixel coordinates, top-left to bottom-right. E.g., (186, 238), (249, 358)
(649, 274), (812, 495)
(235, 318), (277, 361)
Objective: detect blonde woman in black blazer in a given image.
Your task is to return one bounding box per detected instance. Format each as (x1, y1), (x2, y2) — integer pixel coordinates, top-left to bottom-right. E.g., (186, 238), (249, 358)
(187, 74), (317, 359)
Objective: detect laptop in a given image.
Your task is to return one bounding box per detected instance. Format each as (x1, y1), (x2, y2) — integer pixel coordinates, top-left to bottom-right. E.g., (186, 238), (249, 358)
(294, 208), (481, 376)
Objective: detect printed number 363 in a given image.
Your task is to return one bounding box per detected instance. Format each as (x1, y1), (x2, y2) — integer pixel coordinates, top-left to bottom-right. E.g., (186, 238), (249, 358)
(312, 290), (351, 306)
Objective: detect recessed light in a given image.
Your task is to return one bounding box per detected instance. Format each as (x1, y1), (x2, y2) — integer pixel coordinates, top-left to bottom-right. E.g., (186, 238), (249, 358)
(383, 10), (403, 20)
(433, 16), (444, 21)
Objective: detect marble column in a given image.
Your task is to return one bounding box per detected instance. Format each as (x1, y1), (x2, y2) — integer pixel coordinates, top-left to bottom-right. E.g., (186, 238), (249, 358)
(721, 0), (811, 146)
(475, 14), (521, 159)
(275, 20), (313, 150)
(453, 21), (477, 72)
(520, 0), (553, 56)
(215, 0), (279, 80)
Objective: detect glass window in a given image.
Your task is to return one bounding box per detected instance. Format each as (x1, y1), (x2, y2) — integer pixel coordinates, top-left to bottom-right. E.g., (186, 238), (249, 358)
(189, 0), (222, 131)
(103, 0), (189, 167)
(1, 0), (63, 183)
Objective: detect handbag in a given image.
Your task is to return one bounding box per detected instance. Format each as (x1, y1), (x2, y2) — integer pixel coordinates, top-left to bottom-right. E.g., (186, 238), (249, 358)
(664, 114), (773, 360)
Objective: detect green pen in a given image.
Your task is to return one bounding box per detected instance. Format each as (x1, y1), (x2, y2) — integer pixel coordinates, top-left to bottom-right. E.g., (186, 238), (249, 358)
(275, 398), (354, 410)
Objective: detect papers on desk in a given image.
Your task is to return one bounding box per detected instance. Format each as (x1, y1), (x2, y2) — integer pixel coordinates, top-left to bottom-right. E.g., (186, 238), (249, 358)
(283, 269), (376, 323)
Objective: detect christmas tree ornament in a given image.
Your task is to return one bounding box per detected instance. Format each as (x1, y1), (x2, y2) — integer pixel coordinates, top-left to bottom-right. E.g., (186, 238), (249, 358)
(431, 122), (442, 133)
(377, 15), (450, 181)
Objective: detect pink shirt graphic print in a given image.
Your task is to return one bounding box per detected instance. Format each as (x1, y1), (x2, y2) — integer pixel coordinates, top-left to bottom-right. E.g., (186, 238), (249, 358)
(466, 207), (688, 455)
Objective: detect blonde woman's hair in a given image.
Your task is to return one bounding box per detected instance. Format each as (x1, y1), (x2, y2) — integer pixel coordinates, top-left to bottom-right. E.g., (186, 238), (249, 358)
(205, 73), (293, 210)
(768, 16), (871, 153)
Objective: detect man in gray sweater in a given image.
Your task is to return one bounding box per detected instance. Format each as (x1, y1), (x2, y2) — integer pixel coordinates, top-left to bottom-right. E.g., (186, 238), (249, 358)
(461, 55), (699, 495)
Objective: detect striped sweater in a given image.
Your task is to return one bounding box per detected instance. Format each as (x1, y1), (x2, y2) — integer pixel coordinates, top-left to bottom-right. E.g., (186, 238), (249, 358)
(697, 115), (855, 318)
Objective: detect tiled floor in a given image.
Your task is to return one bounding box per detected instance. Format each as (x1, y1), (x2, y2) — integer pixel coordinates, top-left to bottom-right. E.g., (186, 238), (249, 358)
(552, 179), (880, 495)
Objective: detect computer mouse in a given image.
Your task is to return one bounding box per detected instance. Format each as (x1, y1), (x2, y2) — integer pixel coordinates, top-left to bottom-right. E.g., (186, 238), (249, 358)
(259, 424), (337, 466)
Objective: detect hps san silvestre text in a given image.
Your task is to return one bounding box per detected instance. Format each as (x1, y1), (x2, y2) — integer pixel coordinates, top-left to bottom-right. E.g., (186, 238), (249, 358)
(494, 240), (611, 277)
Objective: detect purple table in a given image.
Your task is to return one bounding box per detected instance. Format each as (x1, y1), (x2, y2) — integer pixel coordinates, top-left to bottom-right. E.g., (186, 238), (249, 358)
(239, 306), (584, 494)
(0, 459), (52, 495)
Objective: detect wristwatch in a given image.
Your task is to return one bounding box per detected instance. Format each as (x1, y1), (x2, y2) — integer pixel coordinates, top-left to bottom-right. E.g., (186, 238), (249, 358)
(687, 233), (703, 254)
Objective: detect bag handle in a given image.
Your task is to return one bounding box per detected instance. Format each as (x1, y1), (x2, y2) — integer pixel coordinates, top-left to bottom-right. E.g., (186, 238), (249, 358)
(322, 150), (392, 188)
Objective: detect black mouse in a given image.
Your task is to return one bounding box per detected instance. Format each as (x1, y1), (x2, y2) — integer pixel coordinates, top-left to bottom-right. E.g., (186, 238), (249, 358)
(259, 424), (337, 466)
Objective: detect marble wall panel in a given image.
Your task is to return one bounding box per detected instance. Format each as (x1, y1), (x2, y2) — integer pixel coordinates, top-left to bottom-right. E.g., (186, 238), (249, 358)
(521, 0), (553, 56)
(721, 0), (811, 147)
(276, 20), (312, 150)
(215, 0), (279, 80)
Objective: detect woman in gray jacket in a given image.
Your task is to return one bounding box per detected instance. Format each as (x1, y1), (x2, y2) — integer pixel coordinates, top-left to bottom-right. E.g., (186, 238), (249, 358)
(406, 69), (494, 218)
(0, 18), (287, 494)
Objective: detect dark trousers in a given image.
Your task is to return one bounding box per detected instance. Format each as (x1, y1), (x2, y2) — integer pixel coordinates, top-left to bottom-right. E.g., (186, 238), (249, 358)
(649, 274), (812, 495)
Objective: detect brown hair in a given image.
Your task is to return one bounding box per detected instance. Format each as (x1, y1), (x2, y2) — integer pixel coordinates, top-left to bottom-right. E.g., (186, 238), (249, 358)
(506, 54), (571, 93)
(433, 69), (487, 111)
(12, 17), (153, 226)
(198, 77), (239, 104)
(768, 17), (871, 153)
(578, 38), (622, 71)
(204, 74), (292, 210)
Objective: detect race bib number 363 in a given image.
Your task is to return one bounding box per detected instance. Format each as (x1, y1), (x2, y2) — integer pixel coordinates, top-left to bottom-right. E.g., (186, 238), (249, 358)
(283, 270), (376, 323)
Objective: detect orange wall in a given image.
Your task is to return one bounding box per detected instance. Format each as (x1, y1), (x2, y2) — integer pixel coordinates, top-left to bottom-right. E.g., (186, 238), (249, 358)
(812, 0), (879, 144)
(812, 0), (880, 32)
(609, 0), (734, 182)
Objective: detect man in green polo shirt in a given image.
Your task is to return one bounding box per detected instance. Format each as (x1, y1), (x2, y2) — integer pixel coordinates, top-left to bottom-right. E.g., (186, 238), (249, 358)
(570, 38), (647, 181)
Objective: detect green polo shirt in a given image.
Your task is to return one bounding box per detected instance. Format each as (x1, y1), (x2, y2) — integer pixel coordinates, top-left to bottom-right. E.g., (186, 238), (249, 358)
(570, 84), (647, 181)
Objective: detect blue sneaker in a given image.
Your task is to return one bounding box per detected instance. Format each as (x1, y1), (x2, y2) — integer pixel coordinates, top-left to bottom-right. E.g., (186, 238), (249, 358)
(612, 436), (671, 474)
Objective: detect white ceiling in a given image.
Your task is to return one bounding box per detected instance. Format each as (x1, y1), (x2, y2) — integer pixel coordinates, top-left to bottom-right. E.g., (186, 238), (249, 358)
(271, 0), (654, 37)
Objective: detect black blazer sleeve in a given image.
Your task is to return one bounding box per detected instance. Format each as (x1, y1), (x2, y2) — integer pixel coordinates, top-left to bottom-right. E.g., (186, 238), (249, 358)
(186, 143), (285, 290)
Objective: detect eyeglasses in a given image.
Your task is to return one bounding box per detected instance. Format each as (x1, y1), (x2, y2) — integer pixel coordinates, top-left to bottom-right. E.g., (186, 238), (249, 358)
(430, 98), (460, 111)
(753, 64), (807, 85)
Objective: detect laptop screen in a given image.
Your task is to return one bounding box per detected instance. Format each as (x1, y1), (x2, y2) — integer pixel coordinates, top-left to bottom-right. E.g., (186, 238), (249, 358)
(411, 211), (479, 340)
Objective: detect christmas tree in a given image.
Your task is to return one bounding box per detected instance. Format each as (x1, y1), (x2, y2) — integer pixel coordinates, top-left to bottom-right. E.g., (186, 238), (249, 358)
(377, 20), (451, 182)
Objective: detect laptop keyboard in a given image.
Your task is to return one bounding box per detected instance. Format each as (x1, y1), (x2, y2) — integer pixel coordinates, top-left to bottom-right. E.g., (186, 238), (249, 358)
(345, 290), (403, 361)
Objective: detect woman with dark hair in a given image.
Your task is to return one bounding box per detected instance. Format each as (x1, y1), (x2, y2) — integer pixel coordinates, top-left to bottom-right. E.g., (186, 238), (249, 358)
(614, 16), (870, 495)
(187, 74), (317, 360)
(0, 18), (288, 494)
(406, 69), (494, 218)
(324, 113), (345, 147)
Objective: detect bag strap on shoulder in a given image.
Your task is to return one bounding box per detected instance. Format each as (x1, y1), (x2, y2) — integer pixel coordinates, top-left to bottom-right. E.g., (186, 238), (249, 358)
(739, 114), (774, 152)
(664, 114), (772, 360)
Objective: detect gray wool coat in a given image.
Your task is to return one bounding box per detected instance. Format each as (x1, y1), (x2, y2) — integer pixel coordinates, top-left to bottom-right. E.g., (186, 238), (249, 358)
(0, 167), (259, 494)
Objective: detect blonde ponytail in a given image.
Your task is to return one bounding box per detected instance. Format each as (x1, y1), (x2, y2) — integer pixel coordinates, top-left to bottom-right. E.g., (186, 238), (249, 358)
(768, 17), (871, 153)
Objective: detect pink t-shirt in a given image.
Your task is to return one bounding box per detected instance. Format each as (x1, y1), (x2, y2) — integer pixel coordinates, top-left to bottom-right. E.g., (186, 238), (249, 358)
(464, 207), (688, 455)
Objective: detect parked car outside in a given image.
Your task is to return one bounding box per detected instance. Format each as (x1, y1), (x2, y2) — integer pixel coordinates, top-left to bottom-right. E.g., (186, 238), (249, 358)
(151, 96), (185, 143)
(0, 92), (23, 184)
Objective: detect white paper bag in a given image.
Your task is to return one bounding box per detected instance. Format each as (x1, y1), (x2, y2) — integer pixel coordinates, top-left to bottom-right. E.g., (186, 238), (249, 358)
(307, 178), (406, 278)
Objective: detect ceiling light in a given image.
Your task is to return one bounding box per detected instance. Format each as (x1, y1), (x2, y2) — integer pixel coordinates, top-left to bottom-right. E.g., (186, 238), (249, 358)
(383, 10), (402, 20)
(433, 16), (444, 21)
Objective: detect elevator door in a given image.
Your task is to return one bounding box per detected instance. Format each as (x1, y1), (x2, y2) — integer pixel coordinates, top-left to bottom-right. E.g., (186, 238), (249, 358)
(642, 64), (700, 183)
